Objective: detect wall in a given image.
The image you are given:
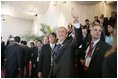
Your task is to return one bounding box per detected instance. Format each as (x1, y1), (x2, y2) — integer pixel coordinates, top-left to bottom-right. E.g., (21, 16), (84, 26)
(1, 15), (33, 43)
(2, 1), (116, 40)
(32, 1), (117, 36)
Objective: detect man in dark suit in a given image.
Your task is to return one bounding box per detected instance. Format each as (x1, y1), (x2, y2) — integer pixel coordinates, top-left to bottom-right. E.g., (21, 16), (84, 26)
(38, 32), (57, 78)
(1, 37), (6, 68)
(4, 36), (23, 78)
(30, 42), (38, 77)
(34, 40), (43, 77)
(80, 24), (111, 78)
(48, 14), (83, 78)
(75, 27), (91, 77)
(20, 41), (31, 78)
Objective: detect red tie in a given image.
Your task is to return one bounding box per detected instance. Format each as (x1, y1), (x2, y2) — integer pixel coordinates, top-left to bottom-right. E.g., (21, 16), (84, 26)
(84, 41), (94, 71)
(87, 41), (94, 57)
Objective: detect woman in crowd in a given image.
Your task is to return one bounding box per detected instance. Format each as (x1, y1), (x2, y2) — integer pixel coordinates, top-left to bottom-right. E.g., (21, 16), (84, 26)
(105, 23), (115, 45)
(102, 24), (117, 78)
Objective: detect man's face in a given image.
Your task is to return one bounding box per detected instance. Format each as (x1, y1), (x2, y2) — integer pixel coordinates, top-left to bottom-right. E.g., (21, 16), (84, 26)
(49, 35), (56, 44)
(94, 16), (98, 20)
(82, 29), (87, 37)
(93, 21), (100, 25)
(43, 37), (49, 44)
(85, 21), (89, 25)
(90, 25), (102, 40)
(30, 43), (34, 47)
(57, 27), (68, 41)
(35, 42), (42, 48)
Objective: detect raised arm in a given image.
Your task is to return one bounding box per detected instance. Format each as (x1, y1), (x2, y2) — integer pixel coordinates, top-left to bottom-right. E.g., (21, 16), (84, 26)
(71, 9), (83, 48)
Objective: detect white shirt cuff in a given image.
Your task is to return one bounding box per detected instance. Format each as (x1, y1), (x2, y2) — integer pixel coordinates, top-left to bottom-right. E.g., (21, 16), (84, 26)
(73, 23), (80, 29)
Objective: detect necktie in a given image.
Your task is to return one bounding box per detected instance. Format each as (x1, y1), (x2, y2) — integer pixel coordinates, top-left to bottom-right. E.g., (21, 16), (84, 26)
(84, 41), (94, 70)
(53, 44), (62, 63)
(51, 44), (55, 66)
(86, 41), (94, 57)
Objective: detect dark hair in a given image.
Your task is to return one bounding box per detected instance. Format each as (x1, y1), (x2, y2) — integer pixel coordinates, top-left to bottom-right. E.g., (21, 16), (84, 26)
(108, 22), (115, 28)
(30, 42), (34, 45)
(94, 16), (98, 18)
(68, 24), (73, 28)
(21, 40), (27, 45)
(35, 40), (42, 44)
(38, 40), (42, 43)
(49, 32), (56, 38)
(92, 24), (103, 30)
(85, 19), (89, 22)
(95, 19), (100, 24)
(83, 25), (88, 29)
(21, 40), (24, 43)
(14, 36), (20, 43)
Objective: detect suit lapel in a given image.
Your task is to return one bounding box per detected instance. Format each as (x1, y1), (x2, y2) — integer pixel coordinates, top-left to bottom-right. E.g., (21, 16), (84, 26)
(55, 38), (69, 62)
(53, 44), (57, 51)
(48, 44), (51, 50)
(56, 43), (67, 62)
(92, 40), (101, 58)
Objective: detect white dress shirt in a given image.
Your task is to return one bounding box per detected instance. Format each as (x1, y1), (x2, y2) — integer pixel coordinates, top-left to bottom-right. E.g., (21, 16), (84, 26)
(85, 39), (100, 67)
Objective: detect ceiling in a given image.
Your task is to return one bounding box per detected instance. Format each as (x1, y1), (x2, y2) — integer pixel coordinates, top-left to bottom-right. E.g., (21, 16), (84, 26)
(76, 1), (101, 5)
(1, 1), (50, 19)
(1, 1), (116, 20)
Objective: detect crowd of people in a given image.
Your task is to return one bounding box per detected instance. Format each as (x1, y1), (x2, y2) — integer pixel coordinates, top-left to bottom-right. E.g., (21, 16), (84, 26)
(1, 11), (117, 78)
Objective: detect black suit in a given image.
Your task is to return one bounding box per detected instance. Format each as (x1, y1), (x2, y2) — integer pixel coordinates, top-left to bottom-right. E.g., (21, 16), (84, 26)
(103, 17), (109, 36)
(4, 43), (23, 78)
(1, 41), (6, 67)
(49, 27), (83, 78)
(102, 52), (117, 78)
(30, 46), (38, 77)
(38, 44), (56, 78)
(21, 45), (31, 77)
(81, 40), (111, 78)
(75, 33), (91, 77)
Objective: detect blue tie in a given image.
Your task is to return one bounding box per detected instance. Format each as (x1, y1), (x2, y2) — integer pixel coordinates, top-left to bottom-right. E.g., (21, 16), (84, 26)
(53, 44), (62, 62)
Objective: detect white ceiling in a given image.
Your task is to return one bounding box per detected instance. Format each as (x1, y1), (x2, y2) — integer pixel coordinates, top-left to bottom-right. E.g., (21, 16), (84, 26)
(1, 1), (50, 19)
(76, 1), (101, 5)
(1, 1), (116, 20)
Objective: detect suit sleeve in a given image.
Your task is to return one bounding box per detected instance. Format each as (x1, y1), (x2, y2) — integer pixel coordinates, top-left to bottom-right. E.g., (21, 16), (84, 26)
(72, 26), (83, 48)
(48, 65), (53, 78)
(4, 46), (8, 59)
(102, 57), (110, 77)
(17, 46), (23, 68)
(38, 45), (44, 72)
(32, 47), (38, 65)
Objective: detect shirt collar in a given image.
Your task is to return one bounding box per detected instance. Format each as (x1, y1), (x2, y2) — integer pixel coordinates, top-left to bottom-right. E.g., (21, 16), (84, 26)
(92, 39), (100, 47)
(50, 43), (56, 48)
(57, 41), (63, 45)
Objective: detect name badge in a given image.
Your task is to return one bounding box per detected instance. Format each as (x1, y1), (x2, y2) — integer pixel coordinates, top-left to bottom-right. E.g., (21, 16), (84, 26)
(85, 57), (91, 67)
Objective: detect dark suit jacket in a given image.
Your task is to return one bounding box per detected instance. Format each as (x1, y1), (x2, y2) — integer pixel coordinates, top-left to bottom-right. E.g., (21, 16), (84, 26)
(102, 52), (117, 78)
(38, 44), (56, 78)
(21, 45), (31, 66)
(49, 27), (83, 78)
(4, 43), (23, 72)
(1, 41), (6, 66)
(30, 47), (38, 66)
(82, 40), (111, 78)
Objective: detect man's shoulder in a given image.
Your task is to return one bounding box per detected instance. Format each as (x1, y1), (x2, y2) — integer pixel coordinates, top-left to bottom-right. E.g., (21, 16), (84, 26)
(43, 44), (50, 47)
(98, 40), (111, 49)
(41, 44), (50, 49)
